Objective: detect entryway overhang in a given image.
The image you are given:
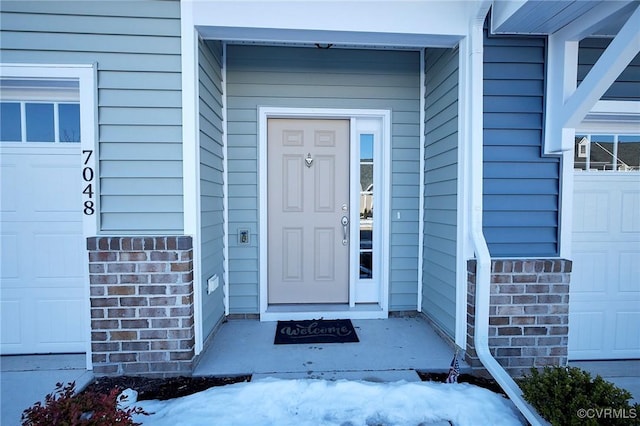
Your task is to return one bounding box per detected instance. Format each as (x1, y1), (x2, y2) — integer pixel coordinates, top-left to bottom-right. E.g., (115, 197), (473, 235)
(185, 0), (483, 49)
(181, 0), (486, 351)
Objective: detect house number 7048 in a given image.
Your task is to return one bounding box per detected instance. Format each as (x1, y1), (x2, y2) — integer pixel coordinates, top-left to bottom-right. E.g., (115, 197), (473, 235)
(82, 150), (95, 215)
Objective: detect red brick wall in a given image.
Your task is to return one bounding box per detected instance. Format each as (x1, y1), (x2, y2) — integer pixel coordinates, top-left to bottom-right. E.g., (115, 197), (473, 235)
(466, 259), (571, 377)
(87, 236), (194, 377)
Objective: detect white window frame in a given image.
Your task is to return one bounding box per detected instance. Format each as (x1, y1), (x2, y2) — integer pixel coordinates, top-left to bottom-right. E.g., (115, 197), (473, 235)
(258, 107), (391, 321)
(0, 63), (98, 370)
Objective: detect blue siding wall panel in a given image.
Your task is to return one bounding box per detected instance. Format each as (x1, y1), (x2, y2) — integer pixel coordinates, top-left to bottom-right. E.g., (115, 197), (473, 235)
(423, 47), (459, 338)
(0, 1), (183, 233)
(226, 46), (420, 313)
(578, 38), (640, 100)
(483, 32), (560, 257)
(199, 40), (226, 340)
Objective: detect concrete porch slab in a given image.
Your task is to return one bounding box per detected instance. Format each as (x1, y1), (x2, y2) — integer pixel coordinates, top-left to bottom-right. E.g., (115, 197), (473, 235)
(193, 315), (467, 381)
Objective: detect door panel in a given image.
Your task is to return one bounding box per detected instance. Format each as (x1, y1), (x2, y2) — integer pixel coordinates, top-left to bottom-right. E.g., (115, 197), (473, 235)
(268, 119), (350, 304)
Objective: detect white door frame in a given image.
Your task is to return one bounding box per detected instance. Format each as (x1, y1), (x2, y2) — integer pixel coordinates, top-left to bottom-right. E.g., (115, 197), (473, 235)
(258, 107), (391, 321)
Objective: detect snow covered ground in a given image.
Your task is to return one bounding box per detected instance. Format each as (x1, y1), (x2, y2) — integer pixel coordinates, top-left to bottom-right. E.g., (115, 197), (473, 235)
(132, 378), (526, 426)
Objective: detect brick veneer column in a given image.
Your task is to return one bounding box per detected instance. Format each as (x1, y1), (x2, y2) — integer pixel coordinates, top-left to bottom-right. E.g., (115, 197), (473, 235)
(466, 259), (571, 377)
(87, 236), (194, 377)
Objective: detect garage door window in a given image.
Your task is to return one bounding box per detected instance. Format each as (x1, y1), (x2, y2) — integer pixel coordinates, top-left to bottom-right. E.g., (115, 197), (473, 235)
(574, 134), (640, 171)
(0, 79), (80, 143)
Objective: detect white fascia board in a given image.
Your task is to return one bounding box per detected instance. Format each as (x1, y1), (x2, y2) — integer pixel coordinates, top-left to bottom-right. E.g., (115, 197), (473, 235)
(190, 1), (476, 46)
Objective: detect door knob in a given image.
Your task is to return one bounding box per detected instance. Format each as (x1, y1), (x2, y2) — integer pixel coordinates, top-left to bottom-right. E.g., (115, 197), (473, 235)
(341, 216), (349, 245)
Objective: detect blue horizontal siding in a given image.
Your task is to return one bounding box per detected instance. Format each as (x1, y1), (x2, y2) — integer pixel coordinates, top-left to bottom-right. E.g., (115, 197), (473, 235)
(578, 38), (640, 101)
(483, 32), (560, 257)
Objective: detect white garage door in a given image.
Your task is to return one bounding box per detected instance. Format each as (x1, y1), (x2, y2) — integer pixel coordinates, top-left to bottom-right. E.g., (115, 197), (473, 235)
(570, 173), (640, 360)
(1, 145), (86, 354)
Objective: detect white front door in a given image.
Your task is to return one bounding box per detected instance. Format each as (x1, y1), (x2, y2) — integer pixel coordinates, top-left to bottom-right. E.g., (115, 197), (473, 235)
(569, 173), (640, 360)
(1, 146), (86, 354)
(267, 119), (350, 304)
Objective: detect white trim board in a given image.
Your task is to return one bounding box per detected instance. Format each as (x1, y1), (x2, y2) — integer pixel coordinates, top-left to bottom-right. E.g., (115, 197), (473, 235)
(180, 4), (204, 354)
(258, 107), (391, 321)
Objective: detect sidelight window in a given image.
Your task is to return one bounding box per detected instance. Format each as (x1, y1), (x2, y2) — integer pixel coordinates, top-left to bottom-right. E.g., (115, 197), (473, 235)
(359, 134), (374, 279)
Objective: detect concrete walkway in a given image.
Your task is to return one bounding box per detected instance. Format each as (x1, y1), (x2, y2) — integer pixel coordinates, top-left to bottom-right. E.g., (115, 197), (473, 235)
(569, 360), (640, 404)
(1, 354), (93, 426)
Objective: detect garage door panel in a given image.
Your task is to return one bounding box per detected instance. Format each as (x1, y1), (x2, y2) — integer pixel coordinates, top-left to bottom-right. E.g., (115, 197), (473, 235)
(35, 297), (85, 348)
(571, 250), (607, 293)
(1, 232), (20, 279)
(621, 191), (640, 232)
(34, 231), (84, 280)
(0, 163), (18, 214)
(614, 312), (640, 352)
(31, 163), (80, 215)
(0, 147), (86, 354)
(573, 190), (609, 233)
(569, 311), (605, 354)
(570, 173), (640, 360)
(0, 299), (22, 345)
(618, 251), (640, 292)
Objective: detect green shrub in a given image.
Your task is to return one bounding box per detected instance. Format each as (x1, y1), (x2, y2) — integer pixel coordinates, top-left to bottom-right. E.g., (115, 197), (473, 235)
(519, 366), (639, 426)
(21, 381), (147, 426)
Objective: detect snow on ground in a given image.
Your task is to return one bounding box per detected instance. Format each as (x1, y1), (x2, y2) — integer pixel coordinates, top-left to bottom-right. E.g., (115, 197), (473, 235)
(132, 378), (525, 426)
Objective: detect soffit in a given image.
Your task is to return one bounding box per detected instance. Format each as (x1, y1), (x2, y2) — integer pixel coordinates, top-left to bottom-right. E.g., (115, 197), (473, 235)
(491, 0), (636, 36)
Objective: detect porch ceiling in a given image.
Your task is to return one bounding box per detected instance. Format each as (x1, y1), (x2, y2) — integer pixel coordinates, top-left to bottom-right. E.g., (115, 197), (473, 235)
(196, 26), (462, 49)
(491, 0), (637, 36)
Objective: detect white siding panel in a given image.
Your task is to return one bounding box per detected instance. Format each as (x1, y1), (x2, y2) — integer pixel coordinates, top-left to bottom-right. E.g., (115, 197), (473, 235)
(0, 0), (183, 233)
(422, 47), (459, 338)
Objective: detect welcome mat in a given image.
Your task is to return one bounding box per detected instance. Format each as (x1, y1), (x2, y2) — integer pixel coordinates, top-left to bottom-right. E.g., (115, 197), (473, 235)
(274, 319), (360, 345)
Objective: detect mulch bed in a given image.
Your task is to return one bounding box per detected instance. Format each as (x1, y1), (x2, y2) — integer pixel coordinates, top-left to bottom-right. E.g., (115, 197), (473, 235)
(83, 375), (251, 401)
(83, 372), (504, 402)
(417, 371), (507, 397)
